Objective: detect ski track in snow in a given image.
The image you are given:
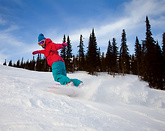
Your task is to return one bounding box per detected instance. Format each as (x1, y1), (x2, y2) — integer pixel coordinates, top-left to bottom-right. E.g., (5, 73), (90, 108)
(0, 65), (165, 131)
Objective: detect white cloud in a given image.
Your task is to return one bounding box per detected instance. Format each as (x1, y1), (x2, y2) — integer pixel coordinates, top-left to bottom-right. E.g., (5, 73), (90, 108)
(0, 33), (23, 47)
(0, 25), (33, 63)
(53, 0), (165, 54)
(124, 0), (165, 17)
(0, 24), (24, 47)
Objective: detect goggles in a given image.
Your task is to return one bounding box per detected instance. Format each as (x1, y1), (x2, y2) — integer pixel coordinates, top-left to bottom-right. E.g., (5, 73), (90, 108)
(38, 40), (45, 46)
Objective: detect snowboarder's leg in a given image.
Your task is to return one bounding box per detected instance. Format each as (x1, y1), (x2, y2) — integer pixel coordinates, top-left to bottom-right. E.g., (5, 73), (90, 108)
(52, 61), (71, 85)
(71, 79), (82, 87)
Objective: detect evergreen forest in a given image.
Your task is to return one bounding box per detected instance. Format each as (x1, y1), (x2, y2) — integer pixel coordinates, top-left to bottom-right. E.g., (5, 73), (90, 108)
(3, 16), (165, 90)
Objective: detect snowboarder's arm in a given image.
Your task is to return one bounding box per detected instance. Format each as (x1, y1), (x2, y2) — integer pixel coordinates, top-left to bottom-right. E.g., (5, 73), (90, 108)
(53, 43), (67, 50)
(32, 50), (45, 55)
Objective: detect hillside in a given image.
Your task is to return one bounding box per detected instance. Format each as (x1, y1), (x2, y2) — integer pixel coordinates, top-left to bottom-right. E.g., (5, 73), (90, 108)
(0, 65), (165, 131)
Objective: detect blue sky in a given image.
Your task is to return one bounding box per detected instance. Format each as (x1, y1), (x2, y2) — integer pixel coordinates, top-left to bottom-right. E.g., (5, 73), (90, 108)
(0, 0), (165, 64)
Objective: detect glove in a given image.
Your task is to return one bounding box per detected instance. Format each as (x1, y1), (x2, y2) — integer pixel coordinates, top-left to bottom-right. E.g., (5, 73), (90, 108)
(32, 51), (40, 55)
(62, 42), (67, 47)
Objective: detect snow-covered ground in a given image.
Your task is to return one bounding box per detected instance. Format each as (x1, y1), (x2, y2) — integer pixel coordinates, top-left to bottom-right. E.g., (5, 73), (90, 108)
(0, 65), (165, 131)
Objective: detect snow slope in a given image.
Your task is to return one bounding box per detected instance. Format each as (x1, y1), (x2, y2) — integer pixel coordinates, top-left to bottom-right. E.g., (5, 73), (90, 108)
(0, 65), (165, 131)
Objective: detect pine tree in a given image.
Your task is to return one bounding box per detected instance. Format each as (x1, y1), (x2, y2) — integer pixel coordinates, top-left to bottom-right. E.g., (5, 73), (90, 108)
(72, 55), (79, 71)
(43, 57), (49, 72)
(25, 60), (29, 69)
(86, 28), (99, 74)
(111, 38), (118, 73)
(154, 41), (164, 89)
(8, 60), (12, 66)
(60, 35), (67, 62)
(100, 52), (106, 72)
(66, 35), (73, 72)
(130, 54), (137, 74)
(119, 29), (130, 75)
(142, 16), (156, 88)
(16, 59), (20, 68)
(162, 33), (165, 59)
(36, 54), (42, 71)
(162, 33), (165, 87)
(78, 35), (85, 71)
(28, 56), (35, 70)
(3, 59), (7, 66)
(97, 47), (101, 72)
(134, 36), (142, 76)
(20, 57), (24, 68)
(106, 40), (113, 74)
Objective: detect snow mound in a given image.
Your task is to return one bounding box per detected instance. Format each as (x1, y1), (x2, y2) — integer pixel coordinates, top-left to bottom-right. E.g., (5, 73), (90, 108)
(0, 65), (165, 131)
(70, 72), (165, 108)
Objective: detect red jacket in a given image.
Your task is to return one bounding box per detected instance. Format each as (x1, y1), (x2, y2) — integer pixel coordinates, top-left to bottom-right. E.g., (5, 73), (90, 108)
(32, 38), (67, 67)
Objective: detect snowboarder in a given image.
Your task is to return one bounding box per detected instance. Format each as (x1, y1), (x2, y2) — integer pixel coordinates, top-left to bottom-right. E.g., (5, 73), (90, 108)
(32, 33), (83, 87)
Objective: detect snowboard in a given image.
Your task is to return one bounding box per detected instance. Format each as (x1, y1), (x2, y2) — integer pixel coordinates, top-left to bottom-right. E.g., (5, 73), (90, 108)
(47, 84), (83, 97)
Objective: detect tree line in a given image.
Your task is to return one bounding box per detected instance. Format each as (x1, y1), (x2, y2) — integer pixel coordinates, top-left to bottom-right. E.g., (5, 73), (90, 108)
(3, 16), (165, 90)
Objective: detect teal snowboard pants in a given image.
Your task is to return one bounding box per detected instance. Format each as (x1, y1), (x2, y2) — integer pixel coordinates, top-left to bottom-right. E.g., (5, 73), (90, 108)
(52, 61), (82, 87)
